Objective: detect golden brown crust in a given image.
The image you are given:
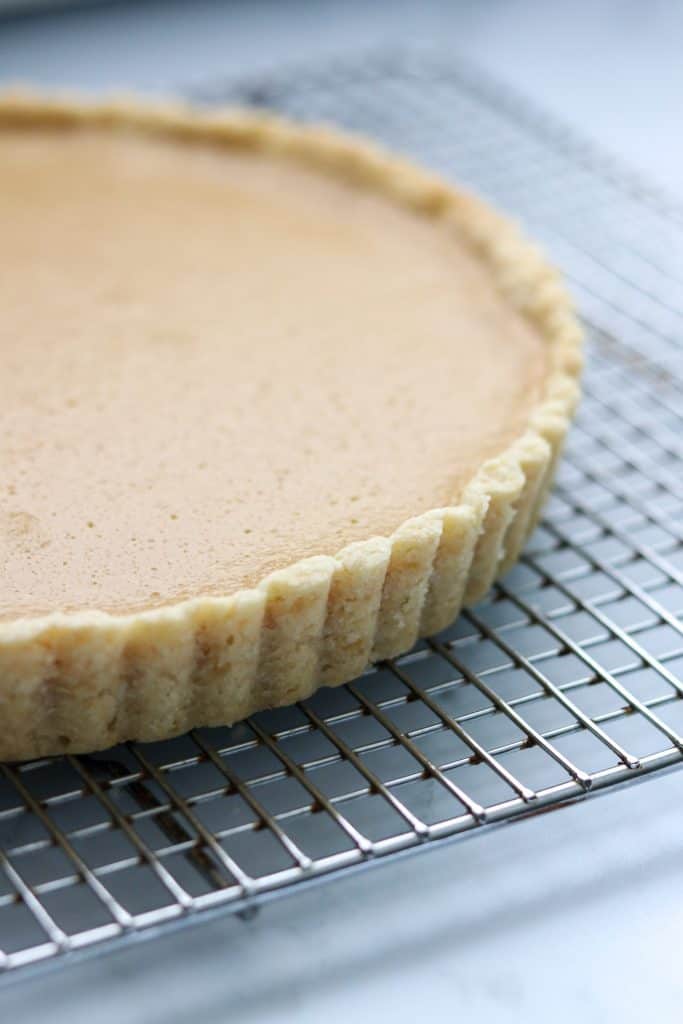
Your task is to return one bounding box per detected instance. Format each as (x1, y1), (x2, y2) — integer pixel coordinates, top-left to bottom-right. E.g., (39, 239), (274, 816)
(0, 93), (582, 760)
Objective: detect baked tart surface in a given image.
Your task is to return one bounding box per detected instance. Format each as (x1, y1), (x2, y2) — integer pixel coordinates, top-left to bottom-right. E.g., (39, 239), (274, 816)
(0, 96), (581, 759)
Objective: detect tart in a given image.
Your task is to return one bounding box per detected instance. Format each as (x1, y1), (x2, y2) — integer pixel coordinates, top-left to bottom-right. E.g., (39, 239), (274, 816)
(0, 94), (582, 761)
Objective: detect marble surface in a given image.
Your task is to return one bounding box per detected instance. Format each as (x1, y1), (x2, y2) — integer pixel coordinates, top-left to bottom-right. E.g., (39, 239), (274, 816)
(2, 767), (683, 1022)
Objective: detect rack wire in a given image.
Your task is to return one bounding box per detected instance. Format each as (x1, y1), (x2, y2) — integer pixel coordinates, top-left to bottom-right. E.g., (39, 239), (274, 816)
(1, 50), (682, 977)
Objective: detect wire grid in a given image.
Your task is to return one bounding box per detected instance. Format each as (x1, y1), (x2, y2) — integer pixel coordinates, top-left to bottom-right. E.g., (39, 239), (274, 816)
(1, 51), (683, 976)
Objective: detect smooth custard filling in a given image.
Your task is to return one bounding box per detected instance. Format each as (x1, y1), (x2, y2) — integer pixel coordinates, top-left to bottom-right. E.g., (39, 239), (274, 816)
(0, 125), (547, 619)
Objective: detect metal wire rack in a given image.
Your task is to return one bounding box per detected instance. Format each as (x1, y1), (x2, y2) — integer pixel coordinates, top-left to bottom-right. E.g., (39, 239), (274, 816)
(1, 50), (682, 978)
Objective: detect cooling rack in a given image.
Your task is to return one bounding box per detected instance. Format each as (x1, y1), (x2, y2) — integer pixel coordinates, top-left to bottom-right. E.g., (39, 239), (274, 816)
(1, 50), (682, 977)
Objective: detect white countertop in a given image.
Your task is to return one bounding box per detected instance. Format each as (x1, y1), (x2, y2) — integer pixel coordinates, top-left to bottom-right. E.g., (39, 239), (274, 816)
(1, 0), (681, 198)
(3, 767), (683, 1023)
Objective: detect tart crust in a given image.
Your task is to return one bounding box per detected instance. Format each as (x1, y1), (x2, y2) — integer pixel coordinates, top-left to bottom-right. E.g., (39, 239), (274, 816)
(0, 94), (582, 761)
